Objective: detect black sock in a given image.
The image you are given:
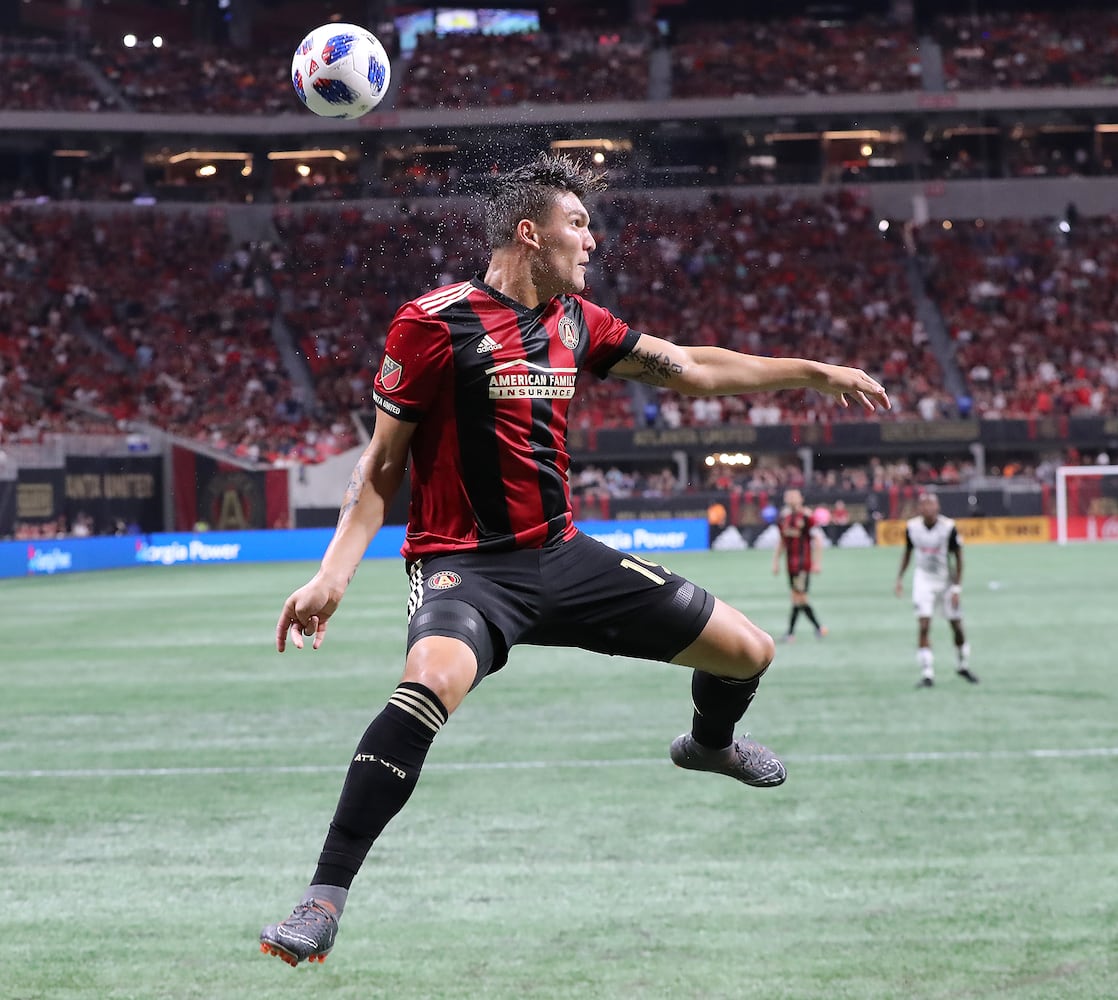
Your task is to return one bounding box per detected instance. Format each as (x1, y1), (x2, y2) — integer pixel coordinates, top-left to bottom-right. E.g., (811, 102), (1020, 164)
(311, 682), (448, 889)
(801, 604), (821, 629)
(787, 606), (801, 635)
(690, 669), (764, 750)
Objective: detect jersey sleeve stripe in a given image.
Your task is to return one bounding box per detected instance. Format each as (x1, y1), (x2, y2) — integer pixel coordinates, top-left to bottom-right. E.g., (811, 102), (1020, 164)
(416, 282), (474, 315)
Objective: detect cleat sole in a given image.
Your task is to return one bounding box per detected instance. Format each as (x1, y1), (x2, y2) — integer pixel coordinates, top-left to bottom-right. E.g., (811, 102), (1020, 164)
(260, 942), (299, 967)
(260, 940), (330, 967)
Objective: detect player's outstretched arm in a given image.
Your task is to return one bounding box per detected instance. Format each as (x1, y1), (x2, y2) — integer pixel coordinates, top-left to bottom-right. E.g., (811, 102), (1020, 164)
(276, 412), (415, 652)
(948, 543), (964, 610)
(894, 534), (914, 597)
(609, 335), (891, 413)
(950, 537), (963, 588)
(771, 532), (784, 574)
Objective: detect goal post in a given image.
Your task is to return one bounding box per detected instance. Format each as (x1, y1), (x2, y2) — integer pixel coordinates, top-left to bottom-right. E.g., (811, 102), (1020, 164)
(1054, 465), (1118, 544)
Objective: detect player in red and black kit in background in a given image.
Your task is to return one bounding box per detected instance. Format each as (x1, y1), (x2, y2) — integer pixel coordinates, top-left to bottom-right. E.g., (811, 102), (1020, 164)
(771, 488), (827, 640)
(259, 153), (890, 967)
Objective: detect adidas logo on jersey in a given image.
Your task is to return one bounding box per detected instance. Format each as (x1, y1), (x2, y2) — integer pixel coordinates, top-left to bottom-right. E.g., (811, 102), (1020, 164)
(476, 335), (502, 354)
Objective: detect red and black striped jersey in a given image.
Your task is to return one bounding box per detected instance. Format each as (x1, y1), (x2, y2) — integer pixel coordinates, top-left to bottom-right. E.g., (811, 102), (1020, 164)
(372, 277), (640, 560)
(778, 509), (817, 574)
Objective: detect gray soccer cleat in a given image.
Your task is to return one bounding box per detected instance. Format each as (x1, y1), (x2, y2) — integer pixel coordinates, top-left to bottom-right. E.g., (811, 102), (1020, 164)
(669, 732), (787, 787)
(260, 899), (338, 967)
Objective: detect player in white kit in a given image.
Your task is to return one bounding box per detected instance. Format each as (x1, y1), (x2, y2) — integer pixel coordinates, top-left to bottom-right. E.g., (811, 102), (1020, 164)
(894, 493), (978, 687)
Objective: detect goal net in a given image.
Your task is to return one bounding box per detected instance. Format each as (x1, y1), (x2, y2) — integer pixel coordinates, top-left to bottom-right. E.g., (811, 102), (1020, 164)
(1054, 465), (1118, 544)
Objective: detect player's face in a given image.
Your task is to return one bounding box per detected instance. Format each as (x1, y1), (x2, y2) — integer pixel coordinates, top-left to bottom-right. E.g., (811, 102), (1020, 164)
(919, 495), (940, 522)
(784, 489), (803, 511)
(532, 192), (596, 295)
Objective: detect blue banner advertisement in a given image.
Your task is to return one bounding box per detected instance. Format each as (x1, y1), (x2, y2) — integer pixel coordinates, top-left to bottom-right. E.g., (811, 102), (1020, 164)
(0, 519), (708, 579)
(1, 527), (405, 579)
(576, 519), (708, 553)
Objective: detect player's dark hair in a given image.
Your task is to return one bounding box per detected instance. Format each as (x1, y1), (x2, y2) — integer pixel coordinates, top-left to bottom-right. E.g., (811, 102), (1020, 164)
(483, 152), (607, 249)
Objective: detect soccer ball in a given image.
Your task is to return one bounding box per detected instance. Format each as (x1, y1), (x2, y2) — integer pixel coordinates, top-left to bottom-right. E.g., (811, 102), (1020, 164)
(291, 23), (391, 119)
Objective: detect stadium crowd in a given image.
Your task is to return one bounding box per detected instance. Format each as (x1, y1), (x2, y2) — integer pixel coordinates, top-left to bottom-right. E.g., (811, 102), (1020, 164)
(597, 190), (939, 426)
(1, 51), (119, 111)
(0, 207), (355, 463)
(934, 8), (1118, 91)
(918, 215), (1118, 420)
(571, 454), (977, 502)
(395, 27), (651, 108)
(4, 7), (1117, 118)
(90, 39), (291, 115)
(4, 197), (1117, 465)
(670, 16), (921, 98)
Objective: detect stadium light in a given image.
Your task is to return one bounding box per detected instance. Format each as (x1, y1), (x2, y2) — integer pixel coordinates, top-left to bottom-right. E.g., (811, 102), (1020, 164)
(167, 151), (251, 164)
(152, 36), (164, 48)
(878, 220), (890, 233)
(707, 453), (752, 467)
(123, 34), (137, 47)
(267, 150), (348, 161)
(296, 164), (312, 177)
(550, 138), (633, 152)
(196, 165), (217, 177)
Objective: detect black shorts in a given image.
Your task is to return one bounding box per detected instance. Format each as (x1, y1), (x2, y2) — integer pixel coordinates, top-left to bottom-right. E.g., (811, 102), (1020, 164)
(405, 531), (715, 676)
(788, 569), (810, 593)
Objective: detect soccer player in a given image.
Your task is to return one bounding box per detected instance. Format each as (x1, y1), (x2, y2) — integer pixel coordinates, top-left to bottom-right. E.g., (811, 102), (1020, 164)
(260, 153), (890, 967)
(771, 488), (827, 640)
(894, 492), (978, 687)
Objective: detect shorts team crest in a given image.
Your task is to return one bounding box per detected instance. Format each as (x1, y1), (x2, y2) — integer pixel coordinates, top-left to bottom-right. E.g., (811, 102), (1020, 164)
(427, 570), (462, 590)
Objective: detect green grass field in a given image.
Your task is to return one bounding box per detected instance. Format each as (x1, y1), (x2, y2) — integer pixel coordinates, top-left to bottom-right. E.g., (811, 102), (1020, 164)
(3, 544), (1116, 1000)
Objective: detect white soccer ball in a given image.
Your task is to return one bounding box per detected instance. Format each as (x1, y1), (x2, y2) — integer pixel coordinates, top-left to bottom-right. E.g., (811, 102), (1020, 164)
(291, 23), (391, 119)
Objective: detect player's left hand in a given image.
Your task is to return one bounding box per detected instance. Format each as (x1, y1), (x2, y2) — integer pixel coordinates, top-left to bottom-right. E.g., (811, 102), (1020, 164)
(949, 584), (961, 612)
(815, 363), (890, 413)
(276, 576), (342, 652)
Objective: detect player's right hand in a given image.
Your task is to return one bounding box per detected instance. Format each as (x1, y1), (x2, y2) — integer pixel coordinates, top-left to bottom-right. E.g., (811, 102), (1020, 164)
(894, 579), (904, 597)
(276, 577), (342, 652)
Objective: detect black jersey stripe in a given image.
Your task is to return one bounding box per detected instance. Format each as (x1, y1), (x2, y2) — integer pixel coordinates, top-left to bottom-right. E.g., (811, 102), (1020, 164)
(519, 307), (569, 537)
(446, 298), (513, 545)
(536, 297), (593, 533)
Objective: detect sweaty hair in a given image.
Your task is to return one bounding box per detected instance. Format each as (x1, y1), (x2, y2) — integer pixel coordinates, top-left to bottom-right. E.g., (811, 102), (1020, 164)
(483, 152), (608, 249)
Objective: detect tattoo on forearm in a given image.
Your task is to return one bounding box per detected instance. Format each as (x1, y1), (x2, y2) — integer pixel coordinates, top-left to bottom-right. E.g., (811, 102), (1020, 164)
(628, 347), (684, 386)
(337, 459), (367, 524)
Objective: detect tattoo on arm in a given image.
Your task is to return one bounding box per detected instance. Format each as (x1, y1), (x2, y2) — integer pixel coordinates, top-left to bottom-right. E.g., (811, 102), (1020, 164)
(337, 458), (368, 524)
(627, 347), (684, 387)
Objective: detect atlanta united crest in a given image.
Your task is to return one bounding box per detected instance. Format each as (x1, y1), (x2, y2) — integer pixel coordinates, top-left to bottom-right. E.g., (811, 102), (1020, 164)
(428, 570), (462, 590)
(378, 354), (403, 391)
(558, 316), (580, 350)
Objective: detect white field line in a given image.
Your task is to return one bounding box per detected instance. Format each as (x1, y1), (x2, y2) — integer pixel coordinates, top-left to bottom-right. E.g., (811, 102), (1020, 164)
(1, 746), (1117, 779)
